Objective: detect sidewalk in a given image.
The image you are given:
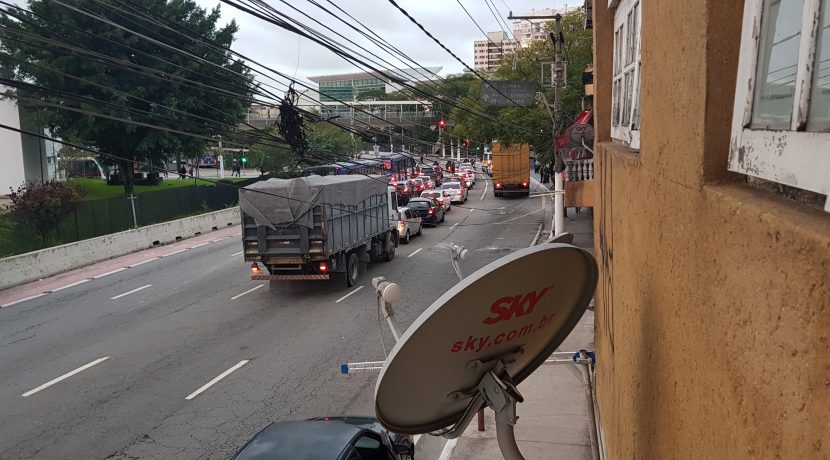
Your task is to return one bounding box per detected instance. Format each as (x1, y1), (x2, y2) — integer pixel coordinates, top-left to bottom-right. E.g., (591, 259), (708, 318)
(450, 169), (597, 460)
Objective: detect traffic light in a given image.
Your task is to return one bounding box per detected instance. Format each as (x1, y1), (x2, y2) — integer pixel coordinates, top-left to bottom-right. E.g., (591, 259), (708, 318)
(463, 139), (469, 147)
(476, 145), (481, 151)
(438, 119), (445, 127)
(241, 156), (248, 165)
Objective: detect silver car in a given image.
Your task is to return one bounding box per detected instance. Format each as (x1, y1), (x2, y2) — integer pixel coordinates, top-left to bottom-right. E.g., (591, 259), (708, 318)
(420, 190), (451, 212)
(441, 181), (468, 203)
(396, 207), (423, 244)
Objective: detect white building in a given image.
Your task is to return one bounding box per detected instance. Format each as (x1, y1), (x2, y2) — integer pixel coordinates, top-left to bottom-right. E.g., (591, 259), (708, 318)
(512, 6), (578, 48)
(0, 97), (60, 195)
(473, 31), (520, 71)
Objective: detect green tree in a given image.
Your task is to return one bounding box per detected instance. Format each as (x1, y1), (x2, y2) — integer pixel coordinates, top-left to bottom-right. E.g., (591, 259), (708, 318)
(247, 131), (300, 178)
(307, 120), (359, 157)
(0, 0), (255, 195)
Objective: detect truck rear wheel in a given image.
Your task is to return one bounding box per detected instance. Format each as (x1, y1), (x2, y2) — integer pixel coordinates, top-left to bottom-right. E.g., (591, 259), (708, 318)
(347, 253), (360, 287)
(383, 233), (396, 261)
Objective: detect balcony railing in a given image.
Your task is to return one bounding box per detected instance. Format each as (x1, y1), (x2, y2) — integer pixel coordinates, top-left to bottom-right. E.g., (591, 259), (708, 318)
(566, 159), (594, 182)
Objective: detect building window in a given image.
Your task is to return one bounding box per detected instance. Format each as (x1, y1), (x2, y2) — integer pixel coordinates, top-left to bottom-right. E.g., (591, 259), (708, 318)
(610, 0), (641, 149)
(730, 0), (830, 211)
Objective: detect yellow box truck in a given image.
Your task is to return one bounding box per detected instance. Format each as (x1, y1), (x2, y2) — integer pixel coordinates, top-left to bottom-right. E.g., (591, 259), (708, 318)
(491, 142), (530, 197)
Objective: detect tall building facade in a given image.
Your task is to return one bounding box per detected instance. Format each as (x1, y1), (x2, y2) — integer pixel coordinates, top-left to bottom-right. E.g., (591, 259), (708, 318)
(512, 7), (578, 48)
(473, 31), (519, 71)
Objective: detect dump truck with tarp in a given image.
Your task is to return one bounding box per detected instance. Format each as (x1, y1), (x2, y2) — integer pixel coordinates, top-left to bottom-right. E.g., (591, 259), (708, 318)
(239, 175), (400, 287)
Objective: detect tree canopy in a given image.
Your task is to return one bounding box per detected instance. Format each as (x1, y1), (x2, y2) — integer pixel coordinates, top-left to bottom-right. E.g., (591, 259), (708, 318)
(0, 0), (256, 194)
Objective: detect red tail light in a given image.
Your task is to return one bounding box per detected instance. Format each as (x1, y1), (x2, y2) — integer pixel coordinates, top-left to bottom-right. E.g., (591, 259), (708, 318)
(522, 182), (528, 187)
(428, 208), (434, 215)
(319, 261), (329, 272)
(495, 183), (503, 189)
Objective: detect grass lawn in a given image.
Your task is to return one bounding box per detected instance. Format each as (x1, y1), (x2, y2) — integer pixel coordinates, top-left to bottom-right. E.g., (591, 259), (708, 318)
(69, 177), (243, 201)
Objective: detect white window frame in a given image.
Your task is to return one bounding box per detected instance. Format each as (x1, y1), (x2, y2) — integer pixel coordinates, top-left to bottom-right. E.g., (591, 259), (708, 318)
(731, 0), (830, 212)
(610, 0), (642, 149)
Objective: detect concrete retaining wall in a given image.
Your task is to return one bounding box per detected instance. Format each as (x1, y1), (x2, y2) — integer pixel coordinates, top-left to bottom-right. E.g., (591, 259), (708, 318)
(0, 207), (240, 290)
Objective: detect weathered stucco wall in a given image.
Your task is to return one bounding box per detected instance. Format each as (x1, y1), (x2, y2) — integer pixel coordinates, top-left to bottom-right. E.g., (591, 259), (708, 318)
(592, 1), (830, 458)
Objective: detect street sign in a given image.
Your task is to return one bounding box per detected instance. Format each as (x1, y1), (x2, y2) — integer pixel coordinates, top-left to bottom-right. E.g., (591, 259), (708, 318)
(479, 81), (539, 107)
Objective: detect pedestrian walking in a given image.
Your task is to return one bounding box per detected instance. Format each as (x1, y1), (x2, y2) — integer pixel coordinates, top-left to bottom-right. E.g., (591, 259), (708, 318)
(177, 164), (186, 179)
(187, 163), (195, 177)
(162, 163), (169, 178)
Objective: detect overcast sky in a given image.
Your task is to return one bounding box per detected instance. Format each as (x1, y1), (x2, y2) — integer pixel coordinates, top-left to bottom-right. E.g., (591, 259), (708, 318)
(195, 0), (575, 89)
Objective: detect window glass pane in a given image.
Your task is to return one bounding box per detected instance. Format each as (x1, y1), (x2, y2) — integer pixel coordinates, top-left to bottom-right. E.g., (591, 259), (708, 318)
(808, 0), (830, 131)
(751, 0), (804, 129)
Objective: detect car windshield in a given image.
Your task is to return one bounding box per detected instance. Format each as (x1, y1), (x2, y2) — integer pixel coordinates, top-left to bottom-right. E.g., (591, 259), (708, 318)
(408, 200), (430, 209)
(442, 183), (460, 189)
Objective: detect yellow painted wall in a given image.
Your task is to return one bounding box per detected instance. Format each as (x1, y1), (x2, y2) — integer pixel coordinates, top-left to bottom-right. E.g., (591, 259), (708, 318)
(592, 1), (830, 458)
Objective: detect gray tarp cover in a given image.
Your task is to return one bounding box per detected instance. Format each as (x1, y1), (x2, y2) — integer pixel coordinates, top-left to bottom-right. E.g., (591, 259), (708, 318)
(239, 175), (388, 229)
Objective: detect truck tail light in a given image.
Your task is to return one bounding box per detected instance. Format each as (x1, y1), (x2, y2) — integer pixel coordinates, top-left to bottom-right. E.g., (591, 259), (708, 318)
(495, 183), (503, 189)
(318, 261), (329, 272)
(250, 263), (261, 276)
(522, 182), (528, 187)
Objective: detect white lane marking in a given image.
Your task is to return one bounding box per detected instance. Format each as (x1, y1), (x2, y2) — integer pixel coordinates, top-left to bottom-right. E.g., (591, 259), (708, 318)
(212, 237), (227, 242)
(231, 251), (243, 257)
(335, 285), (364, 303)
(231, 284), (264, 300)
(530, 223), (544, 247)
(407, 248), (424, 258)
(190, 242), (210, 249)
(438, 438), (458, 460)
(93, 267), (127, 279)
(128, 258), (157, 268)
(493, 207), (544, 224)
(161, 248), (188, 257)
(185, 360), (249, 400)
(469, 208), (475, 213)
(110, 284), (153, 300)
(450, 223), (458, 230)
(49, 279), (91, 293)
(22, 357), (110, 397)
(1, 293), (46, 308)
(480, 177), (488, 200)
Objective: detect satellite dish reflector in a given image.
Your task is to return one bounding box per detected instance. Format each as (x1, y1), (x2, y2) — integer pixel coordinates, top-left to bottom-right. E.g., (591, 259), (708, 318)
(375, 244), (597, 435)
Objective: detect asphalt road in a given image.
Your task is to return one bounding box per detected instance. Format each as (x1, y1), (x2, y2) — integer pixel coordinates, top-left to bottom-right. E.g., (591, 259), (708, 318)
(0, 171), (551, 459)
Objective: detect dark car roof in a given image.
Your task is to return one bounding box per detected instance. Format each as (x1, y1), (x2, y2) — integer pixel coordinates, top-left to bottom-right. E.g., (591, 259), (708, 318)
(233, 420), (361, 460)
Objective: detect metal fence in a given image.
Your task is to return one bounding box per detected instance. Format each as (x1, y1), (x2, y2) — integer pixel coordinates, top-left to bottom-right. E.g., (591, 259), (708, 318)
(1, 177), (265, 257)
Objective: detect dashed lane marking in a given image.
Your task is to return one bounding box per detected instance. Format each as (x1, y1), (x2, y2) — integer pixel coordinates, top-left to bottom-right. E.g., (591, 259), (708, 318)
(22, 357), (110, 397)
(407, 248), (424, 258)
(185, 360), (249, 400)
(231, 251), (243, 257)
(231, 284), (265, 300)
(335, 286), (364, 303)
(161, 248), (188, 257)
(110, 284), (153, 300)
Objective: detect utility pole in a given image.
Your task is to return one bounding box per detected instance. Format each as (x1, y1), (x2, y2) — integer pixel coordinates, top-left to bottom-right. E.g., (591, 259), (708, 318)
(552, 14), (565, 237)
(509, 12), (567, 236)
(217, 135), (225, 179)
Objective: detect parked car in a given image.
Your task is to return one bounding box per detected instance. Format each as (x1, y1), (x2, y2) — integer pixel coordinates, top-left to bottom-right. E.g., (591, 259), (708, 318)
(416, 175), (435, 189)
(421, 189), (451, 212)
(396, 207), (423, 244)
(407, 197), (445, 225)
(441, 181), (468, 203)
(232, 416), (414, 460)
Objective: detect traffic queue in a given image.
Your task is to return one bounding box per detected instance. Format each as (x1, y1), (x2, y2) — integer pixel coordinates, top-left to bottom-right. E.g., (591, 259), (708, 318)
(392, 159), (478, 245)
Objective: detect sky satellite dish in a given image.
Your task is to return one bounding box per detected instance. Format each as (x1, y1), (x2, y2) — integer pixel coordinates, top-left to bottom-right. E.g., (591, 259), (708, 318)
(375, 243), (597, 457)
